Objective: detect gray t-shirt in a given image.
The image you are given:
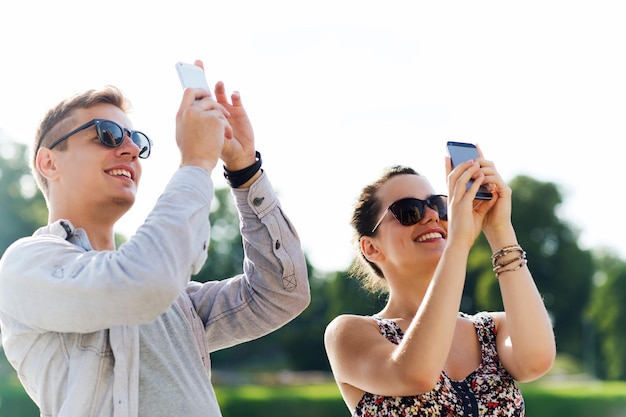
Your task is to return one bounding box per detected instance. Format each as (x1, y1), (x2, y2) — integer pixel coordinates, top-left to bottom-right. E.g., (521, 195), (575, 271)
(138, 303), (221, 417)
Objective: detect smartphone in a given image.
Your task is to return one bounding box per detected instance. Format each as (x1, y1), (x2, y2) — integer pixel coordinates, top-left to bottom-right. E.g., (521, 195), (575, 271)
(175, 62), (210, 90)
(446, 141), (493, 200)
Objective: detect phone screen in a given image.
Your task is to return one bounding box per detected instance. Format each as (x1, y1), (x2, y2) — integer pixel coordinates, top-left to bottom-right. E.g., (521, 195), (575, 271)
(446, 141), (492, 200)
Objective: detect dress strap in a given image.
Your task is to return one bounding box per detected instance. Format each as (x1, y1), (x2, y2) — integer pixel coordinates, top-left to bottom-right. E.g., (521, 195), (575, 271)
(465, 312), (500, 367)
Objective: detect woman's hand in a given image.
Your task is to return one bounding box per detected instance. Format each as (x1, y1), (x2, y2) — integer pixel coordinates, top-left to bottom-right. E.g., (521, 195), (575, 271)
(472, 145), (514, 239)
(445, 144), (515, 246)
(445, 156), (490, 249)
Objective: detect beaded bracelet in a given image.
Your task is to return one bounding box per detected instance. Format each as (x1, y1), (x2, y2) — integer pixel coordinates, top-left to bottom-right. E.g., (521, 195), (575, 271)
(223, 151), (262, 188)
(493, 253), (526, 269)
(494, 257), (528, 278)
(490, 244), (523, 265)
(491, 244), (527, 278)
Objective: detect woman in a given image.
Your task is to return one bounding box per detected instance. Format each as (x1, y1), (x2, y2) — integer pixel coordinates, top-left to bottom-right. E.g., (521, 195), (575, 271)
(324, 150), (555, 416)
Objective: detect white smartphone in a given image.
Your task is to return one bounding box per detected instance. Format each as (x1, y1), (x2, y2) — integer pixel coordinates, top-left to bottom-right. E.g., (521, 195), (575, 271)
(175, 62), (210, 90)
(446, 141), (493, 200)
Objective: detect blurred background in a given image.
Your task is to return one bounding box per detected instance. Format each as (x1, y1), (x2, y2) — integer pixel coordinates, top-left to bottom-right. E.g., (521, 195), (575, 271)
(2, 0), (626, 415)
(1, 144), (625, 415)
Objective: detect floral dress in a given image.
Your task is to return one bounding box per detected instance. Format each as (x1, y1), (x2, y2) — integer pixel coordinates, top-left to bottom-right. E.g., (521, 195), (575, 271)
(353, 312), (524, 417)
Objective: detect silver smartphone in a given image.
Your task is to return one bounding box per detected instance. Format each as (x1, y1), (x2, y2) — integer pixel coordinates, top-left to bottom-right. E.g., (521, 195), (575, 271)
(446, 141), (493, 200)
(175, 62), (210, 90)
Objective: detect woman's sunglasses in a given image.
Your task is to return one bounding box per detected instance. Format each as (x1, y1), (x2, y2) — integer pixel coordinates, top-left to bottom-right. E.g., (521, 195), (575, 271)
(48, 119), (152, 159)
(371, 195), (448, 233)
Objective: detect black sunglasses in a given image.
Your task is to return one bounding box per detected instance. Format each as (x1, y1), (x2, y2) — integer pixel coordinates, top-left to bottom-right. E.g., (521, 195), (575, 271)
(48, 119), (152, 159)
(371, 195), (448, 233)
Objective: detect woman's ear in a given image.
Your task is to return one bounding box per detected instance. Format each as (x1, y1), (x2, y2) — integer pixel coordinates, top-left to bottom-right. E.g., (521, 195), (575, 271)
(36, 148), (59, 181)
(360, 236), (384, 263)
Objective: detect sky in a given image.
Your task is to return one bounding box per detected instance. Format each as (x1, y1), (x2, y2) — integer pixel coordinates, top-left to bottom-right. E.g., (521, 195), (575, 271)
(1, 1), (625, 272)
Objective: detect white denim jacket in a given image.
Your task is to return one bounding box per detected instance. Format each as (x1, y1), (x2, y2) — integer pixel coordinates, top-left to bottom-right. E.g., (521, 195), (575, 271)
(0, 167), (310, 417)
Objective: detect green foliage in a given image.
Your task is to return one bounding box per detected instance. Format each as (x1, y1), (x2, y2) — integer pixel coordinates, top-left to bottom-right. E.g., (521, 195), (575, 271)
(324, 267), (387, 319)
(279, 267), (386, 371)
(0, 388), (39, 416)
(0, 139), (47, 255)
(587, 253), (626, 380)
(509, 177), (594, 360)
(470, 175), (595, 360)
(209, 259), (326, 372)
(209, 264), (387, 372)
(0, 369), (39, 417)
(193, 187), (245, 282)
(277, 265), (338, 371)
(0, 135), (624, 383)
(466, 237), (498, 311)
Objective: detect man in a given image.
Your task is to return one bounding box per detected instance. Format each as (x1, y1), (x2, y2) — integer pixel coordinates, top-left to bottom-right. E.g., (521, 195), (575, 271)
(0, 62), (310, 417)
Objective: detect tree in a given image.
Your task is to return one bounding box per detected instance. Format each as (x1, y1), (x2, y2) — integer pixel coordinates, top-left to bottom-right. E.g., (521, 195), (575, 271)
(0, 136), (47, 255)
(0, 136), (620, 379)
(471, 176), (594, 361)
(280, 266), (386, 371)
(210, 263), (388, 373)
(587, 252), (626, 380)
(0, 133), (130, 253)
(194, 187), (245, 283)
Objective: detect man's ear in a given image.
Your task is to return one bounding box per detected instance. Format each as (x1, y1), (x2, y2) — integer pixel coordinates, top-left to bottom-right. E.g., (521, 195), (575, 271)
(36, 148), (60, 181)
(360, 236), (384, 263)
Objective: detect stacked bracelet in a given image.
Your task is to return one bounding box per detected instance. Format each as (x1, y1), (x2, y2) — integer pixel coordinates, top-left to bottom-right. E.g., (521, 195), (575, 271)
(223, 151), (262, 188)
(491, 244), (527, 278)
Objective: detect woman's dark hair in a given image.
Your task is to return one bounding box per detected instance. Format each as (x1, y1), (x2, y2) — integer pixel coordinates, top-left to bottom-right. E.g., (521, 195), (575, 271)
(349, 165), (420, 293)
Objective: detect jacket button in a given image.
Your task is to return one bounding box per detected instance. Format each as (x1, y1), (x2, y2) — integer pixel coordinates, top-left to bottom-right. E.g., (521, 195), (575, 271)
(252, 197), (264, 206)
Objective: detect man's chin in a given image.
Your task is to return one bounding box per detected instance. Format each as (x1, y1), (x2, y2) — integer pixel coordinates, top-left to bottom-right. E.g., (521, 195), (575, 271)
(112, 196), (135, 210)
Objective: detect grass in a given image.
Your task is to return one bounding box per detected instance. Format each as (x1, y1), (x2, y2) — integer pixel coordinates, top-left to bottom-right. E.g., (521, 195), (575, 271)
(214, 380), (626, 417)
(215, 383), (350, 417)
(520, 380), (626, 417)
(2, 377), (625, 417)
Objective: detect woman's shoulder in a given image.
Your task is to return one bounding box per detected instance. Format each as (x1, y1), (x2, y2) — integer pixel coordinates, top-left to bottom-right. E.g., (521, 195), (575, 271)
(324, 314), (381, 343)
(326, 313), (377, 331)
(460, 311), (506, 338)
(461, 310), (504, 323)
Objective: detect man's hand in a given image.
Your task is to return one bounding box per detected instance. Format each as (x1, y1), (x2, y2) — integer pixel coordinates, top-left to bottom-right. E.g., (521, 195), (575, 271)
(214, 81), (256, 171)
(175, 86), (232, 172)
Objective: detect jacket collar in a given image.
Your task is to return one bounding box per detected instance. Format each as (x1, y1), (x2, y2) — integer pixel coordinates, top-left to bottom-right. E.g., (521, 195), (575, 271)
(34, 219), (93, 251)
